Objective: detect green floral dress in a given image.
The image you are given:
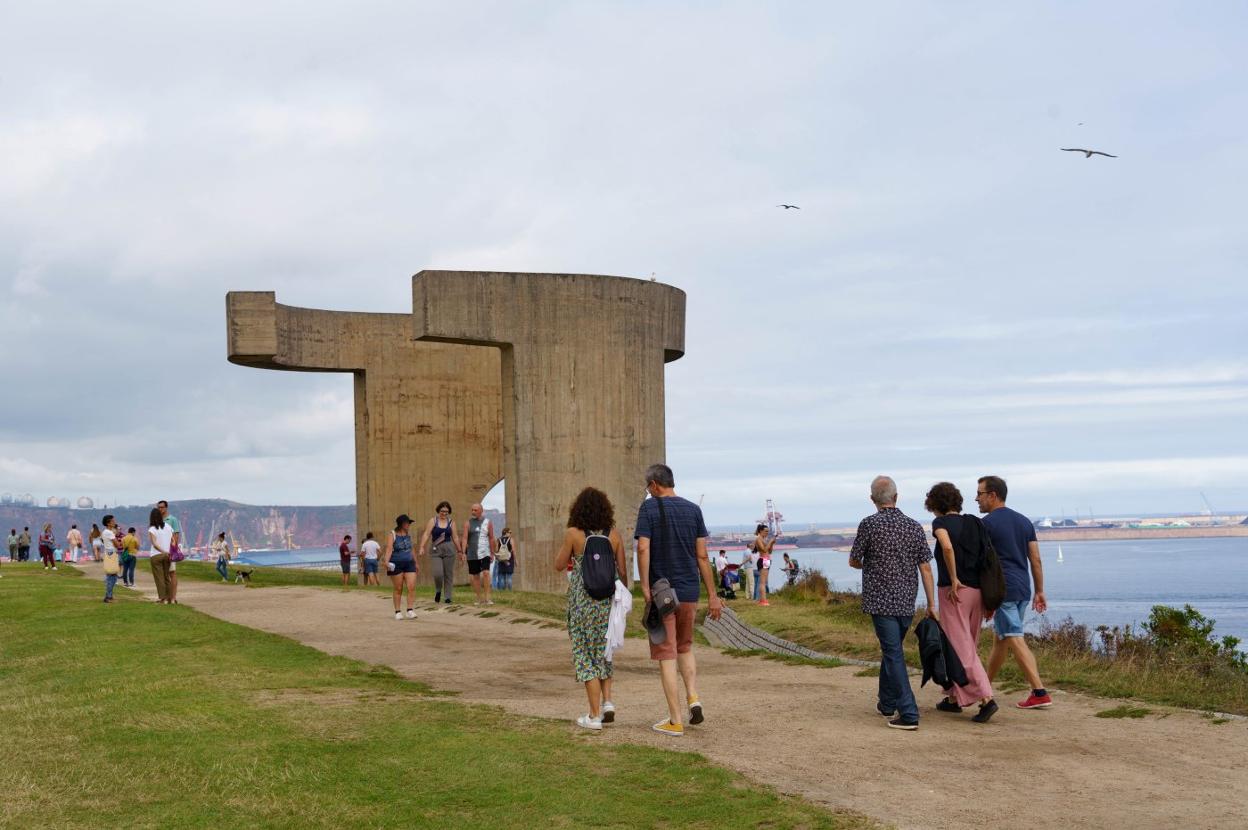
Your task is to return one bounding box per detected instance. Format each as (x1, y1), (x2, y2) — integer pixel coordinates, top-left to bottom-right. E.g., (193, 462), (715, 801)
(567, 551), (613, 682)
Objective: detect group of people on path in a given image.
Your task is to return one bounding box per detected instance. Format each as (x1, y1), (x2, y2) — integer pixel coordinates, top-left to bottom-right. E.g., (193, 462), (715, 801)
(850, 474), (1051, 731)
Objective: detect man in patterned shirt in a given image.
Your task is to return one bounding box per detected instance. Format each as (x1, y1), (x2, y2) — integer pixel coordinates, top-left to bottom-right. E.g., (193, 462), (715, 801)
(849, 475), (937, 730)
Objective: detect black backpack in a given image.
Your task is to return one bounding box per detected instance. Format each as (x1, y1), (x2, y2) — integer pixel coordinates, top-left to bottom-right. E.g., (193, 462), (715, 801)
(967, 516), (1006, 612)
(581, 532), (618, 600)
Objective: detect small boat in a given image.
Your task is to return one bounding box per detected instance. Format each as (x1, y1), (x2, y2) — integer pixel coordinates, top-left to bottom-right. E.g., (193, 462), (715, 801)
(1057, 544), (1064, 564)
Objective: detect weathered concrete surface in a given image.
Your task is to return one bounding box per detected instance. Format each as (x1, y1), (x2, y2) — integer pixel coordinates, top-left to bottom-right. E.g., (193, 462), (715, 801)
(226, 292), (502, 584)
(412, 270), (685, 594)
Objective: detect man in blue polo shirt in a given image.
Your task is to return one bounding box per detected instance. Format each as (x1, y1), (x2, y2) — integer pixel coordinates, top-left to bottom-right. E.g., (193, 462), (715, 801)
(976, 475), (1053, 709)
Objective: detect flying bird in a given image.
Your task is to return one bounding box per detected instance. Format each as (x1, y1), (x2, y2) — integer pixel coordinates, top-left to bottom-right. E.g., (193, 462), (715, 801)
(1061, 148), (1117, 158)
(776, 204), (801, 209)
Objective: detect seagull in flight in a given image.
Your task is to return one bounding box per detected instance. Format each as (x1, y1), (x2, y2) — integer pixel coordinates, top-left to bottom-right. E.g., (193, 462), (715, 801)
(776, 204), (801, 209)
(1061, 148), (1117, 158)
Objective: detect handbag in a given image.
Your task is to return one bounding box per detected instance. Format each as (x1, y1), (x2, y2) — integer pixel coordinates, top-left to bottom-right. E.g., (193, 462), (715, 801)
(967, 516), (1005, 612)
(169, 542), (185, 563)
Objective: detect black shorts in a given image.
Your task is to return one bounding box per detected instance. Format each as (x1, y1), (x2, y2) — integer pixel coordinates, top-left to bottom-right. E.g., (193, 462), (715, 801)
(390, 558), (416, 575)
(340, 559), (352, 574)
(467, 557), (491, 576)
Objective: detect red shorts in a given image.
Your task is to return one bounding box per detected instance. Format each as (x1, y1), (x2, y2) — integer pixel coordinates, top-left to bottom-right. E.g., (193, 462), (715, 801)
(649, 602), (697, 661)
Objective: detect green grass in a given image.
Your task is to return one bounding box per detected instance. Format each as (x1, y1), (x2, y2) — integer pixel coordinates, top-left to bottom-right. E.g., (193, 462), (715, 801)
(732, 589), (1248, 715)
(0, 564), (874, 829)
(1095, 705), (1153, 719)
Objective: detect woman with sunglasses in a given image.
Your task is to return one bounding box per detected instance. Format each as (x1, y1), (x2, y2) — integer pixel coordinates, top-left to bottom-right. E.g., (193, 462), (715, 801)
(418, 501), (462, 604)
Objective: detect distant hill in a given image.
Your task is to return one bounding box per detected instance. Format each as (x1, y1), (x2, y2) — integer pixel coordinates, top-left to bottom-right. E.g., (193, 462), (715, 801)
(1, 500), (508, 551)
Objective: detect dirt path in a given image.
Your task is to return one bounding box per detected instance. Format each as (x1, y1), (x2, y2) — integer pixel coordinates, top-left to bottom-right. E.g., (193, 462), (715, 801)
(110, 565), (1247, 829)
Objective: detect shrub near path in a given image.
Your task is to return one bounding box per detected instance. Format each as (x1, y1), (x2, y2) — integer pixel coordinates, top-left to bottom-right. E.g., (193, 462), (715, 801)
(114, 560), (1248, 830)
(0, 564), (869, 830)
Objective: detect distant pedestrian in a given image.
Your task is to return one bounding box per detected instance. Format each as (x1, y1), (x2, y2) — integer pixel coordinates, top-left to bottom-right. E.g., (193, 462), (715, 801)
(39, 523), (57, 570)
(18, 527), (31, 561)
(158, 501), (182, 603)
(101, 515), (121, 603)
(148, 508), (173, 604)
(66, 524), (84, 563)
(754, 524), (775, 606)
(555, 487), (628, 730)
(925, 482), (997, 723)
(417, 501), (461, 604)
(714, 549), (728, 576)
(848, 475), (937, 731)
(636, 463), (722, 737)
(212, 532), (231, 582)
(741, 549), (756, 601)
(782, 552), (800, 584)
(121, 527), (139, 587)
(89, 523), (103, 562)
(383, 515), (419, 620)
(338, 534), (354, 586)
(494, 527), (516, 590)
(360, 532), (381, 585)
(461, 503), (496, 606)
(976, 476), (1052, 709)
(7, 528), (16, 562)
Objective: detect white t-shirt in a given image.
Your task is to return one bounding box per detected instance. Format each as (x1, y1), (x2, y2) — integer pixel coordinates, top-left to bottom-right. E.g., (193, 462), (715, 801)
(715, 554), (728, 573)
(149, 524), (174, 555)
(101, 528), (117, 555)
(361, 539), (381, 560)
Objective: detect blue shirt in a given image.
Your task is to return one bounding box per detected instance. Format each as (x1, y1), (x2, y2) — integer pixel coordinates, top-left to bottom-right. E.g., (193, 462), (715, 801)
(635, 496), (708, 603)
(982, 506), (1037, 602)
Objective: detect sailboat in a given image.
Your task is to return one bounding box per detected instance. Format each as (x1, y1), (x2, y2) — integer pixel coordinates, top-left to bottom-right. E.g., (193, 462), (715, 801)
(1056, 544), (1064, 564)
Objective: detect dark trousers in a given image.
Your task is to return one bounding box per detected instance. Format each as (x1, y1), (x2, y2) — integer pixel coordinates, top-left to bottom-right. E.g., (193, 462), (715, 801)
(18, 546), (30, 561)
(872, 614), (918, 722)
(40, 547), (55, 567)
(122, 557), (136, 585)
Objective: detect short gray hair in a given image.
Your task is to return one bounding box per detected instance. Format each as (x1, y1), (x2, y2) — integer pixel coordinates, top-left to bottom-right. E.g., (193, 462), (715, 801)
(870, 475), (897, 506)
(644, 463), (675, 488)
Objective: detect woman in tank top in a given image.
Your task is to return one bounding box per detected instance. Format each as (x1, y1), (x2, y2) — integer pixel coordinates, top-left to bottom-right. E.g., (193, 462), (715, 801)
(418, 501), (462, 604)
(383, 514), (420, 621)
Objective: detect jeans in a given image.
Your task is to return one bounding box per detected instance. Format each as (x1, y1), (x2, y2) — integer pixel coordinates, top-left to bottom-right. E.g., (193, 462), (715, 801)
(216, 557), (229, 581)
(122, 557), (136, 585)
(499, 571), (512, 590)
(104, 573), (118, 600)
(871, 614), (918, 722)
(754, 570), (763, 600)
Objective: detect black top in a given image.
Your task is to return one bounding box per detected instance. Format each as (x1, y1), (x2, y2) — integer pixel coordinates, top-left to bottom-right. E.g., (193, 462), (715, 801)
(931, 514), (985, 589)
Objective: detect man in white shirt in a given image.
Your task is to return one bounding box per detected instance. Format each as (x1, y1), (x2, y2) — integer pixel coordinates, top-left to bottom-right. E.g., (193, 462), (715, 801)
(360, 532), (382, 586)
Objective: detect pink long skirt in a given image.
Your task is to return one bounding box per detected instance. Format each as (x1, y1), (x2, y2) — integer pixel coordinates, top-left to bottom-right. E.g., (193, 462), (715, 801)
(937, 586), (994, 706)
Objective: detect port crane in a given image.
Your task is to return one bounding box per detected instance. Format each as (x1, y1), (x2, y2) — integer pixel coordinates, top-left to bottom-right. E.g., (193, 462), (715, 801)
(760, 499), (784, 537)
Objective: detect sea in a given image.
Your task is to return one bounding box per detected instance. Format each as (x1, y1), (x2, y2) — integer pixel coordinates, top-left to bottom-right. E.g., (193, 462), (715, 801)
(240, 537), (1248, 646)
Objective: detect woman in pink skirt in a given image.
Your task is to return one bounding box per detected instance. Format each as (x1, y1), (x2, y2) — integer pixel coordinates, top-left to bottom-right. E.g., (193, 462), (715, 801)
(925, 482), (998, 723)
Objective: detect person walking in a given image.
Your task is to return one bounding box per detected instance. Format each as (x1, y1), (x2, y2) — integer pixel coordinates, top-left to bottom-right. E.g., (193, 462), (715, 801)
(976, 475), (1053, 709)
(148, 508), (173, 603)
(121, 527), (139, 587)
(417, 501), (461, 604)
(66, 524), (84, 563)
(382, 515), (419, 620)
(636, 463), (723, 737)
(754, 524), (775, 606)
(848, 475), (937, 731)
(360, 532), (381, 585)
(925, 482), (997, 723)
(555, 487), (628, 730)
(494, 527), (516, 590)
(38, 523), (57, 570)
(338, 534), (354, 587)
(461, 504), (496, 606)
(782, 552), (800, 584)
(18, 527), (32, 561)
(211, 533), (231, 582)
(7, 529), (17, 562)
(89, 523), (103, 562)
(158, 501), (182, 603)
(100, 515), (121, 603)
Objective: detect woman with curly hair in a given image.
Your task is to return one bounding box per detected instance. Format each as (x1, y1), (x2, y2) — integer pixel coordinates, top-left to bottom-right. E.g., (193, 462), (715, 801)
(925, 481), (997, 723)
(554, 486), (627, 731)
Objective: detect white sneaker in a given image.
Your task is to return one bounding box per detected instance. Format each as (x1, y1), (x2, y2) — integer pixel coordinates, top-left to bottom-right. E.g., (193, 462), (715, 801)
(406, 608), (416, 619)
(52, 566), (58, 571)
(394, 611), (403, 620)
(576, 714), (603, 731)
(601, 701), (616, 723)
(486, 600), (495, 606)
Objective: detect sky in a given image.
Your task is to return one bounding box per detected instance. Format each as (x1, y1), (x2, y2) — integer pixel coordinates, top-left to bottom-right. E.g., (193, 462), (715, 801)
(2, 2), (1246, 525)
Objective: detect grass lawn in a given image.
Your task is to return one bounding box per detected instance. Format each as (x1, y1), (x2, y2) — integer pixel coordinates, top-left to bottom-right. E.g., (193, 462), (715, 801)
(0, 564), (875, 829)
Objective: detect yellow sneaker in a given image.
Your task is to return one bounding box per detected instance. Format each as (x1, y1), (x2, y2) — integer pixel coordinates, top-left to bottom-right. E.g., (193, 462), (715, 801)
(651, 719), (684, 737)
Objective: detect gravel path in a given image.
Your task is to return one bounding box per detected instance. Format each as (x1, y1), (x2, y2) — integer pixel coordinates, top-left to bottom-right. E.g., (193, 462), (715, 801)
(102, 563), (1248, 830)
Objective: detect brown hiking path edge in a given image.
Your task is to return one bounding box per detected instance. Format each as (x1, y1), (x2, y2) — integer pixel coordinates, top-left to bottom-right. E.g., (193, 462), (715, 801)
(115, 565), (1247, 830)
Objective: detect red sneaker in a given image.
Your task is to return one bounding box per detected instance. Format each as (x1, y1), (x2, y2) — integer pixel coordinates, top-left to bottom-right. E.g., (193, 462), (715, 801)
(1016, 693), (1053, 709)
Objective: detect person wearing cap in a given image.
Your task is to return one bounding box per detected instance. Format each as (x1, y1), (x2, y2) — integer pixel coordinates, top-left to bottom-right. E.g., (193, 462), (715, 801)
(382, 514), (420, 620)
(635, 463), (722, 737)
